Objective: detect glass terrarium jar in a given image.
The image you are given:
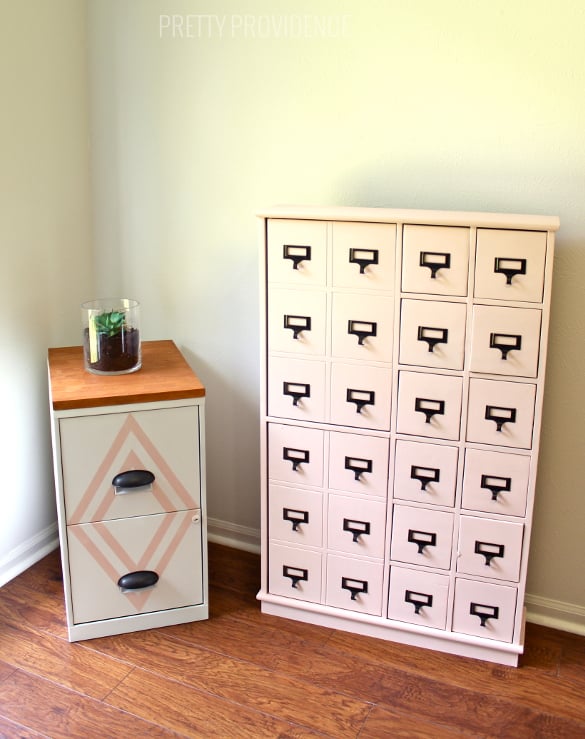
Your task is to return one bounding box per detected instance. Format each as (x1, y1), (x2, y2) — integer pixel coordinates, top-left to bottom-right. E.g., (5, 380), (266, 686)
(81, 298), (142, 375)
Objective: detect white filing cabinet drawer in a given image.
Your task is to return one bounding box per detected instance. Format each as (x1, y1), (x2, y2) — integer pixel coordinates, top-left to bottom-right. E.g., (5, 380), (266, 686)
(326, 554), (384, 616)
(467, 378), (536, 449)
(330, 362), (392, 431)
(268, 484), (323, 548)
(391, 504), (455, 570)
(452, 578), (518, 642)
(328, 431), (389, 496)
(327, 494), (387, 559)
(396, 371), (463, 441)
(402, 225), (470, 296)
(393, 440), (458, 507)
(269, 543), (323, 603)
(331, 221), (396, 290)
(457, 516), (524, 582)
(399, 299), (467, 370)
(331, 293), (394, 362)
(267, 219), (328, 286)
(268, 423), (324, 488)
(462, 448), (530, 517)
(268, 357), (326, 423)
(388, 566), (450, 629)
(268, 288), (327, 356)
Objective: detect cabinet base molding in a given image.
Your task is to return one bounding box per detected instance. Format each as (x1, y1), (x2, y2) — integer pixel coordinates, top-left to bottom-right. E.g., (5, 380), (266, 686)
(258, 591), (522, 666)
(526, 595), (585, 637)
(0, 522), (59, 588)
(207, 517), (261, 554)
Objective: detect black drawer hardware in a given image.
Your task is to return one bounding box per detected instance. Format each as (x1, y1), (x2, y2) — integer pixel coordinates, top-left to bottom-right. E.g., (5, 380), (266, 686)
(283, 508), (309, 531)
(349, 248), (379, 274)
(470, 602), (499, 627)
(418, 326), (449, 353)
(117, 570), (159, 592)
(481, 474), (512, 501)
(341, 577), (368, 601)
(494, 257), (526, 285)
(283, 565), (308, 589)
(420, 251), (451, 279)
(405, 590), (433, 615)
(345, 456), (373, 481)
(348, 320), (377, 346)
(112, 469), (155, 494)
(475, 540), (506, 566)
(343, 518), (371, 543)
(346, 388), (375, 414)
(408, 529), (437, 554)
(283, 447), (310, 472)
(485, 405), (516, 432)
(283, 244), (311, 270)
(410, 465), (440, 491)
(284, 314), (311, 340)
(283, 382), (310, 407)
(490, 332), (522, 360)
(415, 397), (445, 424)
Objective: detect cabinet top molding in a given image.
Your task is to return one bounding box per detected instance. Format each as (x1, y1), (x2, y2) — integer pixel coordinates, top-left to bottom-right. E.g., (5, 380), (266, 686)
(48, 340), (205, 411)
(257, 205), (560, 231)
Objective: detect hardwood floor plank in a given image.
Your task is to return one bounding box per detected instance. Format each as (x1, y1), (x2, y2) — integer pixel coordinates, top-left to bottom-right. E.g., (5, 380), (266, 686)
(0, 715), (47, 739)
(107, 666), (326, 738)
(0, 623), (132, 700)
(82, 629), (372, 737)
(359, 705), (475, 739)
(208, 542), (260, 595)
(0, 582), (68, 640)
(0, 660), (16, 682)
(0, 669), (179, 739)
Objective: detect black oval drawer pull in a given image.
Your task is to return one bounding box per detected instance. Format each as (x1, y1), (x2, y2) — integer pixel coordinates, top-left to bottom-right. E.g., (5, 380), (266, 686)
(418, 326), (449, 353)
(470, 602), (499, 627)
(405, 590), (433, 614)
(485, 405), (516, 432)
(415, 397), (445, 424)
(494, 257), (526, 285)
(341, 577), (368, 601)
(345, 456), (373, 481)
(408, 529), (437, 554)
(283, 244), (311, 270)
(410, 465), (440, 491)
(481, 474), (512, 501)
(283, 447), (310, 471)
(346, 388), (375, 414)
(112, 470), (155, 492)
(118, 570), (159, 592)
(283, 565), (308, 589)
(420, 251), (451, 278)
(343, 518), (371, 543)
(348, 320), (377, 346)
(283, 381), (310, 407)
(475, 541), (505, 566)
(349, 248), (379, 274)
(284, 314), (311, 340)
(490, 332), (522, 360)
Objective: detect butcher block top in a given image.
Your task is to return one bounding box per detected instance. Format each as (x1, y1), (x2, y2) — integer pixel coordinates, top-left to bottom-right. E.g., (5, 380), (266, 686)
(48, 340), (205, 411)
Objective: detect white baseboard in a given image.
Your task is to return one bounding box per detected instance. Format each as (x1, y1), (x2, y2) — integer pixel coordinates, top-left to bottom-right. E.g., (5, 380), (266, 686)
(525, 593), (585, 637)
(0, 522), (60, 588)
(207, 517), (261, 554)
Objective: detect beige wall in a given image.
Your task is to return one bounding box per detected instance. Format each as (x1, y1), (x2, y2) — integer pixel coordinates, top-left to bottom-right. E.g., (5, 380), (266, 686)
(0, 2), (93, 581)
(90, 0), (585, 628)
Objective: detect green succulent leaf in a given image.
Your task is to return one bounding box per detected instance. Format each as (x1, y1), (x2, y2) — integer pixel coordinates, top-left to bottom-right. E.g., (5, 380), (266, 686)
(92, 309), (127, 337)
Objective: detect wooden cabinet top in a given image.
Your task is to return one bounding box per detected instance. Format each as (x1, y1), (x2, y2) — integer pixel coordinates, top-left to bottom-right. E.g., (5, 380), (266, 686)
(48, 340), (205, 411)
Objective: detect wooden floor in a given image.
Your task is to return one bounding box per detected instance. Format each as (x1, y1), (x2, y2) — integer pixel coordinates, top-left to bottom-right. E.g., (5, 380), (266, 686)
(1, 545), (584, 738)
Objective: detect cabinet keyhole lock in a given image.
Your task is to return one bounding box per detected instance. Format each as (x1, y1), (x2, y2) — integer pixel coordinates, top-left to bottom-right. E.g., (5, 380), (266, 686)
(192, 511), (201, 524)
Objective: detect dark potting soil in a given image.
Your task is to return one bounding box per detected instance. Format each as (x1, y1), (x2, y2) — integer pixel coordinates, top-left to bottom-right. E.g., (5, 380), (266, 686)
(83, 328), (140, 372)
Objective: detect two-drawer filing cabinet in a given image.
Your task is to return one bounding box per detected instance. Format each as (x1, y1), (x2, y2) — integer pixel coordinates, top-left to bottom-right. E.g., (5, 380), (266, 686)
(48, 340), (208, 641)
(258, 206), (559, 666)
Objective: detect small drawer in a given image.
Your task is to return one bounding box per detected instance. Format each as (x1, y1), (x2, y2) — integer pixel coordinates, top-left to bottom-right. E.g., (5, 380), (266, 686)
(466, 379), (536, 449)
(268, 423), (324, 488)
(452, 578), (518, 642)
(67, 509), (203, 625)
(268, 484), (323, 548)
(327, 494), (387, 559)
(462, 448), (530, 517)
(267, 288), (327, 356)
(269, 543), (323, 603)
(330, 362), (392, 431)
(402, 225), (470, 296)
(388, 566), (450, 629)
(60, 406), (201, 525)
(267, 357), (326, 423)
(325, 554), (384, 616)
(328, 431), (389, 496)
(331, 293), (394, 363)
(470, 305), (542, 377)
(391, 504), (454, 570)
(267, 219), (327, 286)
(399, 299), (467, 370)
(457, 516), (524, 582)
(396, 371), (463, 441)
(331, 221), (396, 290)
(393, 440), (458, 507)
(474, 229), (547, 303)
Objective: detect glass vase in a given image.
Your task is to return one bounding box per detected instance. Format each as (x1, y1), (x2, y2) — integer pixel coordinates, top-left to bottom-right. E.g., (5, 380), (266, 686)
(81, 298), (142, 375)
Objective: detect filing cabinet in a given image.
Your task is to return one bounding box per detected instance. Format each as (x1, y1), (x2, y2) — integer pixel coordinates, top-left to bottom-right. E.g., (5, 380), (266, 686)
(259, 205), (558, 665)
(48, 340), (208, 641)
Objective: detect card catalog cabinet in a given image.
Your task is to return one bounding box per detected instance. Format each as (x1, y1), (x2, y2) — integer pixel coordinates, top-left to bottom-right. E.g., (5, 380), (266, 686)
(48, 340), (208, 641)
(258, 206), (558, 665)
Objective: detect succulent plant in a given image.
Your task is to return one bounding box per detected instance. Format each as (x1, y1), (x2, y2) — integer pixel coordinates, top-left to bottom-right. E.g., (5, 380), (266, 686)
(92, 309), (127, 337)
